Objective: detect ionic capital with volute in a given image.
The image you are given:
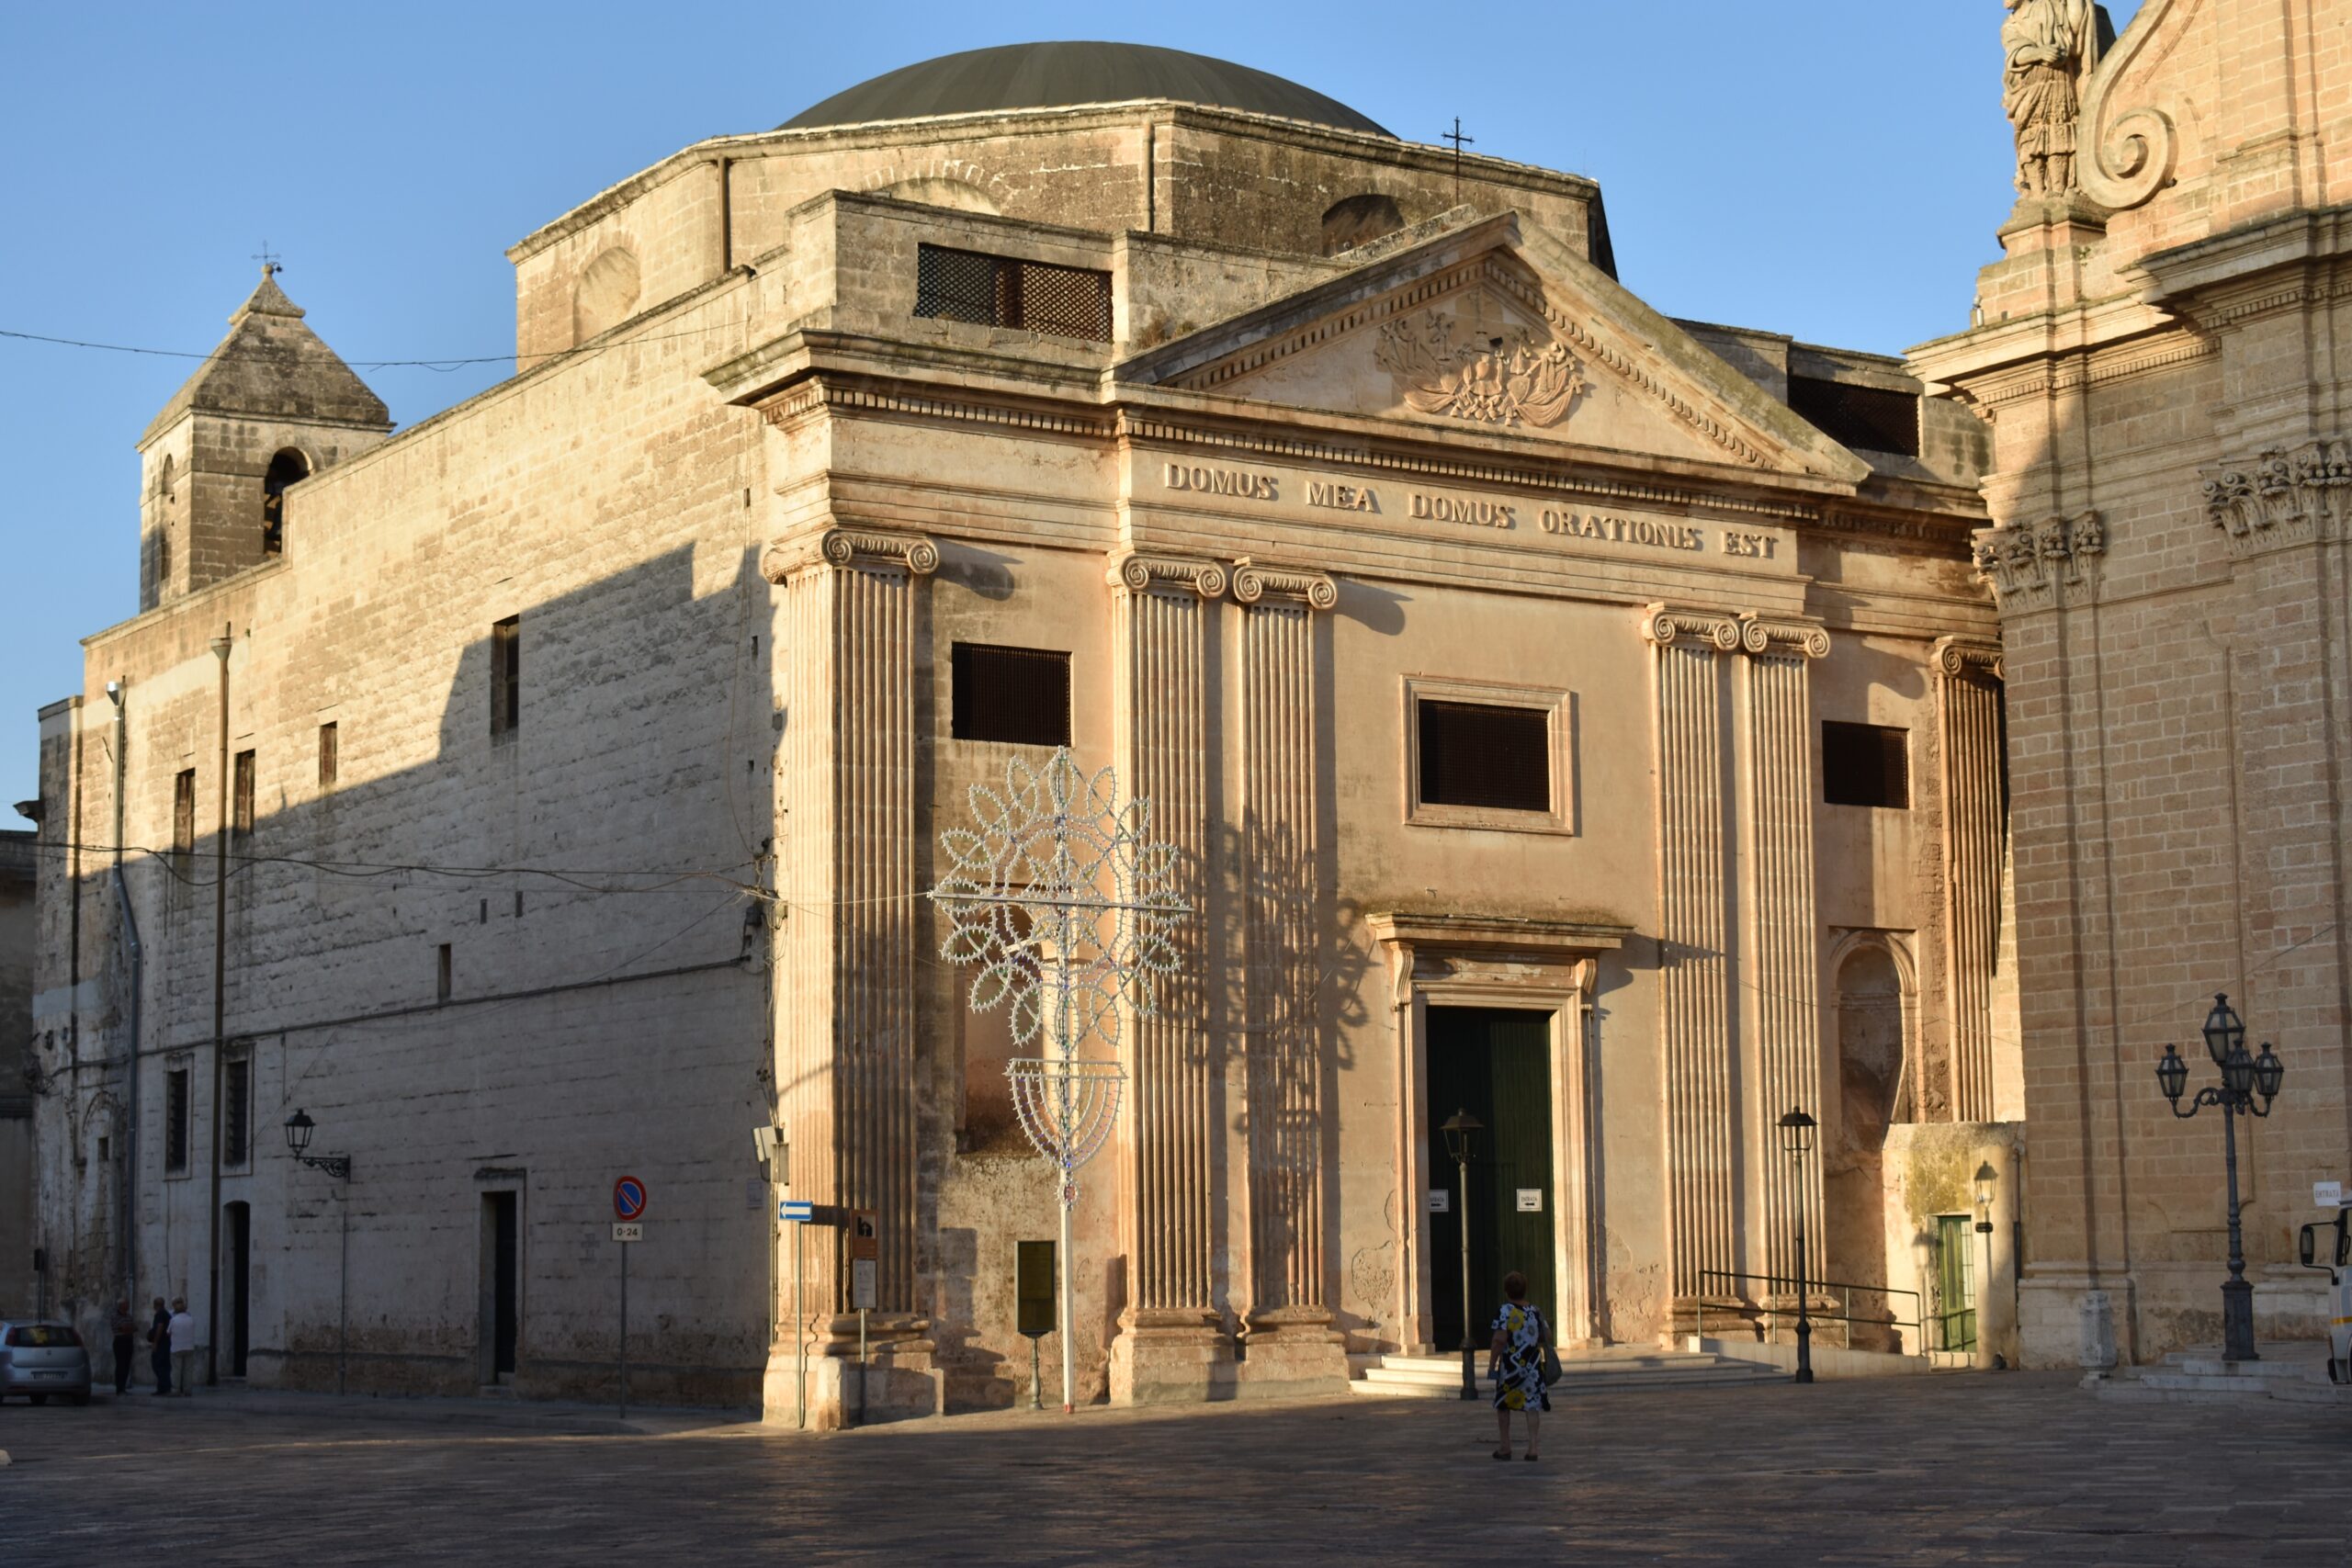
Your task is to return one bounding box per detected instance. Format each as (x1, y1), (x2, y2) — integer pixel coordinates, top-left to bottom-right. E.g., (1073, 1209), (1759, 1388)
(1230, 558), (1338, 611)
(1931, 637), (2005, 683)
(1737, 614), (1831, 660)
(1640, 604), (1743, 652)
(1108, 553), (1228, 601)
(762, 526), (941, 584)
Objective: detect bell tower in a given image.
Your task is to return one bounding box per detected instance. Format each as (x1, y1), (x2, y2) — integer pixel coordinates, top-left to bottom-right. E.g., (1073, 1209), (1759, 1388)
(135, 265), (392, 609)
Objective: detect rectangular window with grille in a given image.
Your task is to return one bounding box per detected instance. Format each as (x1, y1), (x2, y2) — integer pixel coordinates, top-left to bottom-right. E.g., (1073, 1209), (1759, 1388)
(916, 244), (1113, 342)
(1789, 375), (1921, 457)
(165, 1067), (190, 1174)
(1418, 700), (1551, 813)
(172, 769), (196, 857)
(223, 1055), (252, 1168)
(951, 643), (1071, 747)
(491, 617), (520, 739)
(319, 722), (338, 788)
(1823, 721), (1910, 808)
(232, 750), (255, 838)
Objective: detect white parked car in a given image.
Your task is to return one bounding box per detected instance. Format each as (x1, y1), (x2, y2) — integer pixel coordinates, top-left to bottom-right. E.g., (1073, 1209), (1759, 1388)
(0, 1320), (95, 1405)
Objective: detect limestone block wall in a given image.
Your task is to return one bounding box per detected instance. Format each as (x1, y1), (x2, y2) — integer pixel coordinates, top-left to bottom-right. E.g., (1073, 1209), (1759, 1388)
(36, 274), (782, 1399)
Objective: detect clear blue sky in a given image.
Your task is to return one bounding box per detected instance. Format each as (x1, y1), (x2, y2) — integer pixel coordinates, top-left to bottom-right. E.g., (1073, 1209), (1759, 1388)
(0, 1), (2142, 810)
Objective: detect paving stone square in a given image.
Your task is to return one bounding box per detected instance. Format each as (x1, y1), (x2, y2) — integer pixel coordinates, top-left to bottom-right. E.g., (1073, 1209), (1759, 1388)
(6, 1373), (2351, 1565)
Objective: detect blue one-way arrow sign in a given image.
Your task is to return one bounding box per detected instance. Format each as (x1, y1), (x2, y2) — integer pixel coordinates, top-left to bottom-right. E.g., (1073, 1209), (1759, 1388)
(779, 1200), (814, 1224)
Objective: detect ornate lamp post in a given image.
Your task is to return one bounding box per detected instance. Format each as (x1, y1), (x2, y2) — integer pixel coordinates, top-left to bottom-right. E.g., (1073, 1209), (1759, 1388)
(1778, 1108), (1816, 1385)
(1440, 1109), (1484, 1401)
(2156, 993), (2286, 1363)
(284, 1110), (353, 1394)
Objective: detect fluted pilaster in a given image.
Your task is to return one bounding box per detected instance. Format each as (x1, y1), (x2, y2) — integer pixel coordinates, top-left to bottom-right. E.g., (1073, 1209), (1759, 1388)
(1233, 558), (1337, 1325)
(1109, 553), (1225, 1326)
(1740, 615), (1830, 1292)
(1935, 637), (2006, 1122)
(1642, 604), (1741, 1306)
(767, 527), (935, 1316)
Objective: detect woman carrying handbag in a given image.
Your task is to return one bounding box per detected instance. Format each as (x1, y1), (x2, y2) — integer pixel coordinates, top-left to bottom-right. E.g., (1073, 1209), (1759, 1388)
(1487, 1271), (1558, 1461)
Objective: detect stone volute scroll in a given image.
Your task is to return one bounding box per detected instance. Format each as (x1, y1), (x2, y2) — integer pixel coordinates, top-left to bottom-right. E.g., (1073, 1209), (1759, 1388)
(1108, 553), (1228, 601)
(1737, 615), (1832, 662)
(2071, 0), (2179, 213)
(762, 526), (942, 584)
(1638, 604), (1744, 653)
(1230, 557), (1339, 611)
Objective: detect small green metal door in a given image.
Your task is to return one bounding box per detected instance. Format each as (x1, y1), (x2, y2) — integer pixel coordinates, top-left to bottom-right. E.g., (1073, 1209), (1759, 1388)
(1427, 1008), (1555, 1348)
(1934, 1213), (1976, 1352)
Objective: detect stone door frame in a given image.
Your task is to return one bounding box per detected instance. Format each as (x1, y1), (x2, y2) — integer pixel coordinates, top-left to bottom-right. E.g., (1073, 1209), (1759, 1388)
(1367, 913), (1629, 1354)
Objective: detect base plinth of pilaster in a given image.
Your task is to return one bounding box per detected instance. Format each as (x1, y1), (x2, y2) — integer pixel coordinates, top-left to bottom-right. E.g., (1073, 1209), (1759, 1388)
(760, 1314), (943, 1429)
(1109, 1311), (1234, 1404)
(1238, 1307), (1350, 1398)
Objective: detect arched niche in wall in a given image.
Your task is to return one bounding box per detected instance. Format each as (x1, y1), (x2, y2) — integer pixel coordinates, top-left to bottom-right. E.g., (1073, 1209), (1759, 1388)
(1821, 931), (1917, 1343)
(1321, 193), (1405, 256)
(571, 245), (642, 344)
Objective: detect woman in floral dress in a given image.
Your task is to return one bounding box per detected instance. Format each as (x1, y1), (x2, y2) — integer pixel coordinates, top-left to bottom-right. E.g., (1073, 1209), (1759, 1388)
(1487, 1271), (1551, 1461)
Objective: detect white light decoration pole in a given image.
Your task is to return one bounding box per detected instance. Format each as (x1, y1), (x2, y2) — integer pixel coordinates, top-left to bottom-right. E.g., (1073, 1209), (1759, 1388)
(931, 749), (1186, 1414)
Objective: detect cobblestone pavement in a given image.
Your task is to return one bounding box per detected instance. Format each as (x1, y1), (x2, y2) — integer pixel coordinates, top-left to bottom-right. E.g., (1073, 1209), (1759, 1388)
(5, 1372), (2352, 1565)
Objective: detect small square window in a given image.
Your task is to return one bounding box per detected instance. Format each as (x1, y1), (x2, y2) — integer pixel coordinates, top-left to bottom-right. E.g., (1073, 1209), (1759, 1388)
(952, 643), (1071, 747)
(1823, 721), (1910, 809)
(319, 722), (339, 788)
(1403, 677), (1573, 835)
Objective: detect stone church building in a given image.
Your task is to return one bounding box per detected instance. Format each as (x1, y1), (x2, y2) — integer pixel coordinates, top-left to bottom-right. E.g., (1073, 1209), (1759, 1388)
(1914, 0), (2352, 1370)
(28, 41), (2019, 1419)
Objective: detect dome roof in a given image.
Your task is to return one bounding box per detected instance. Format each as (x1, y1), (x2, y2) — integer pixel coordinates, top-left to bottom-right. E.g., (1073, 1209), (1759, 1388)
(781, 42), (1393, 139)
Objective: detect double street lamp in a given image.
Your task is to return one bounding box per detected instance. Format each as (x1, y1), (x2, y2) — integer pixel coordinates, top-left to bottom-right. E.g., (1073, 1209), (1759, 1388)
(1778, 1108), (1816, 1385)
(1441, 1108), (1483, 1402)
(2156, 993), (2285, 1363)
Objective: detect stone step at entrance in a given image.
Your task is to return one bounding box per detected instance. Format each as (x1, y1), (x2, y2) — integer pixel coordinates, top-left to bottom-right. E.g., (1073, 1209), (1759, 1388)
(2092, 1341), (2345, 1406)
(1351, 1348), (1787, 1400)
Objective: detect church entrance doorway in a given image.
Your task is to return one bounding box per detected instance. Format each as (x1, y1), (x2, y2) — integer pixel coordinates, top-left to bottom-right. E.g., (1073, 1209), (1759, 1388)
(1426, 1007), (1555, 1349)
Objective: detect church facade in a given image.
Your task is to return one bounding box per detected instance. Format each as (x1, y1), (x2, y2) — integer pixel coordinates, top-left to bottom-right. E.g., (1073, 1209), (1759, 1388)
(28, 43), (2016, 1419)
(1914, 0), (2352, 1370)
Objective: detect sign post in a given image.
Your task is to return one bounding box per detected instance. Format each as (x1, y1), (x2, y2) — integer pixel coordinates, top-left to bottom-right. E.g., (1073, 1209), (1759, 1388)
(779, 1199), (814, 1430)
(850, 1209), (878, 1427)
(1016, 1240), (1056, 1410)
(613, 1177), (648, 1419)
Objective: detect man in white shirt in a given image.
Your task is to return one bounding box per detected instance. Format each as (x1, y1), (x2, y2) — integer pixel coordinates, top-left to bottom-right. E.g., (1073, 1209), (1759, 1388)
(166, 1299), (198, 1397)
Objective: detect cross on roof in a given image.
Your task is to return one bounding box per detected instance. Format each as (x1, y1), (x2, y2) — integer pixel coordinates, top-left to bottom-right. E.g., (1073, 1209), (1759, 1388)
(252, 243), (282, 277)
(1442, 118), (1475, 201)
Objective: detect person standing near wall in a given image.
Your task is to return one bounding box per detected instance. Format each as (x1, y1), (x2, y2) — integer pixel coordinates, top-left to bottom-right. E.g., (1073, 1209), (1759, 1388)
(109, 1299), (134, 1395)
(147, 1297), (170, 1395)
(166, 1298), (197, 1397)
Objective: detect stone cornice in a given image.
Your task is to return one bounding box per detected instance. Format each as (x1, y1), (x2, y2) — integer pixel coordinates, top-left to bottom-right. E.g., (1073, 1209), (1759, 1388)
(2203, 437), (2352, 557)
(1639, 604), (1743, 652)
(1970, 511), (2103, 611)
(762, 526), (940, 583)
(1108, 552), (1227, 600)
(1230, 558), (1338, 611)
(1932, 637), (2005, 682)
(1737, 614), (1830, 660)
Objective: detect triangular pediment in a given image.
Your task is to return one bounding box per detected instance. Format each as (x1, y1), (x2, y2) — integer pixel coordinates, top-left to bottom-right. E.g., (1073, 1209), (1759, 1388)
(1115, 213), (1867, 483)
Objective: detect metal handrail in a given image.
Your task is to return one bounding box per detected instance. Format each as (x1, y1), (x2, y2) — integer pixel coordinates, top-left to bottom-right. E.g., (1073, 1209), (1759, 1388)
(1695, 1268), (1928, 1356)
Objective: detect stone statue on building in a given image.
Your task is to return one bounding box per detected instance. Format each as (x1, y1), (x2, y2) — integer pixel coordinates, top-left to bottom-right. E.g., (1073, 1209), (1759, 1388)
(2001, 0), (2109, 197)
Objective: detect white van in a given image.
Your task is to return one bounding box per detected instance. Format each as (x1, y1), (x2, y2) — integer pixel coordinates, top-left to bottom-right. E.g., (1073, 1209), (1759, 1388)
(2300, 1201), (2352, 1384)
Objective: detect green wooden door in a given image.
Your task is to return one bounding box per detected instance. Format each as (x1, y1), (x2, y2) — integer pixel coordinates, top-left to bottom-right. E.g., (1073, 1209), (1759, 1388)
(1934, 1213), (1977, 1352)
(1427, 1008), (1555, 1348)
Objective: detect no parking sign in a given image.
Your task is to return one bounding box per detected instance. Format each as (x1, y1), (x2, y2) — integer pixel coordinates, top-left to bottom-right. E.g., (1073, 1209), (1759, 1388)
(614, 1175), (648, 1221)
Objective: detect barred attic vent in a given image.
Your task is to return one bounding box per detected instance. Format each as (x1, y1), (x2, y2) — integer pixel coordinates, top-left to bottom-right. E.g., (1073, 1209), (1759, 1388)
(916, 244), (1113, 343)
(1823, 721), (1910, 809)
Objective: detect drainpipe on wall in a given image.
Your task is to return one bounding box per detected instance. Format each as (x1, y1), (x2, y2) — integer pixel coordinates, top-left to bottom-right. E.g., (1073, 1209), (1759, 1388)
(206, 626), (232, 1388)
(107, 680), (142, 1318)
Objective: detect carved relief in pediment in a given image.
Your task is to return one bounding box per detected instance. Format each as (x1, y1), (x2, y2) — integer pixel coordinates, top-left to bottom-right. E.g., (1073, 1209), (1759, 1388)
(1373, 310), (1586, 430)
